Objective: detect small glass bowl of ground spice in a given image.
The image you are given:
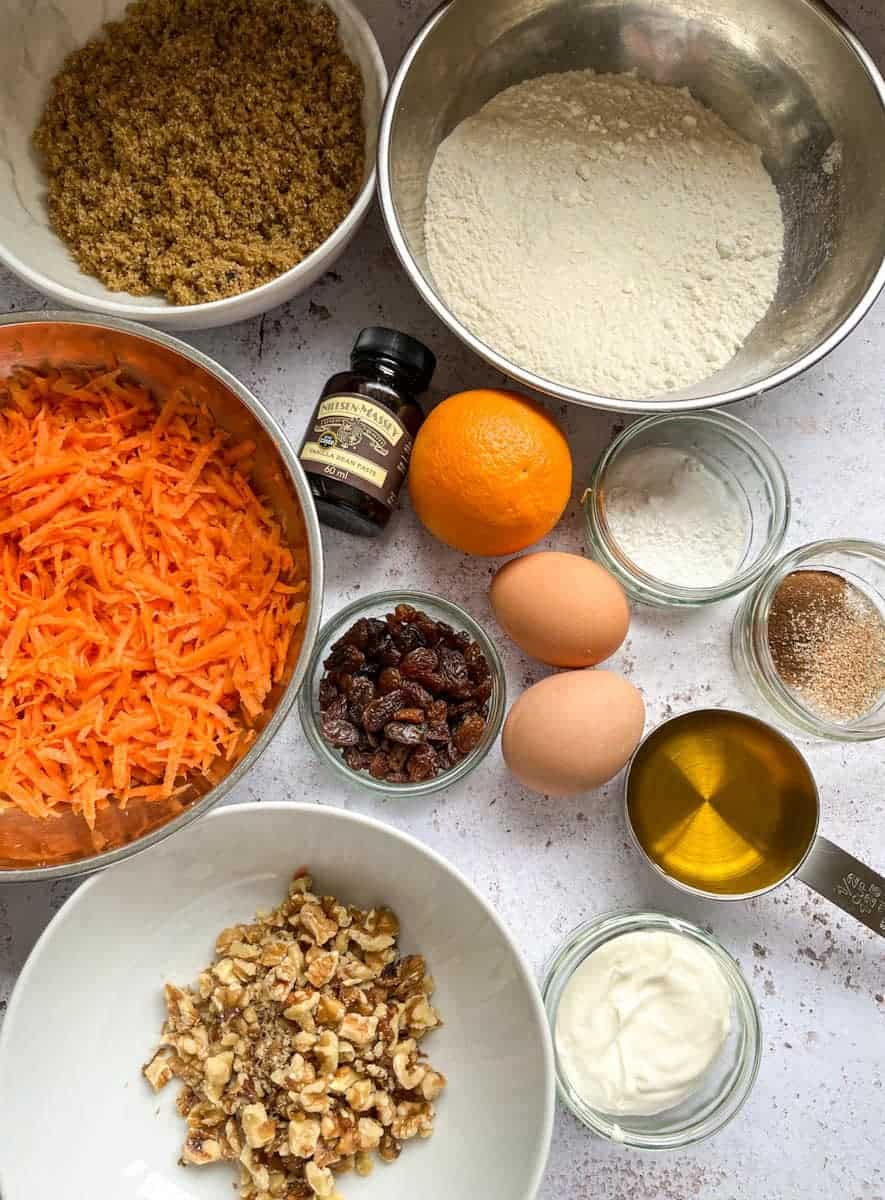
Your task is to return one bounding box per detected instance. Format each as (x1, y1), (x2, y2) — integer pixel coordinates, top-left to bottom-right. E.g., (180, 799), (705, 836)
(299, 591), (506, 795)
(732, 539), (885, 740)
(583, 412), (790, 606)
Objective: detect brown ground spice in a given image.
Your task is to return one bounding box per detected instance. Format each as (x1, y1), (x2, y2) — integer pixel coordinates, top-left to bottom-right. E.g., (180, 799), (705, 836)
(767, 568), (885, 722)
(33, 0), (364, 304)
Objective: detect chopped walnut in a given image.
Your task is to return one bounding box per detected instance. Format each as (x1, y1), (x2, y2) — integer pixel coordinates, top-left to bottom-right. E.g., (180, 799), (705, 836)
(393, 1049), (426, 1090)
(241, 1102), (276, 1149)
(354, 1150), (374, 1177)
(183, 1133), (223, 1164)
(421, 1069), (446, 1101)
(143, 1048), (176, 1091)
(143, 872), (445, 1200)
(289, 1114), (322, 1158)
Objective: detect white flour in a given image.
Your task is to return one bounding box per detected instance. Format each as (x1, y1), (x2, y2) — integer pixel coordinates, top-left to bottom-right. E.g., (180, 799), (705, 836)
(603, 445), (749, 587)
(425, 71), (784, 400)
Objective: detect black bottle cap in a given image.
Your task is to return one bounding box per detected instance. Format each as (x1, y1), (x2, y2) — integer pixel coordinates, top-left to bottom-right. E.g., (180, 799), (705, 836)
(352, 327), (436, 391)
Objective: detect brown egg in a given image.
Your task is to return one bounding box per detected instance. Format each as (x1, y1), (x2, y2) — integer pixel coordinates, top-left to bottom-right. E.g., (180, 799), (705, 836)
(490, 551), (629, 668)
(502, 670), (645, 796)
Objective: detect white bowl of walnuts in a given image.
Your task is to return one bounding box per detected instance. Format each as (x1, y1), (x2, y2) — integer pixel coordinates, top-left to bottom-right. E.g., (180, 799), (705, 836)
(0, 802), (554, 1200)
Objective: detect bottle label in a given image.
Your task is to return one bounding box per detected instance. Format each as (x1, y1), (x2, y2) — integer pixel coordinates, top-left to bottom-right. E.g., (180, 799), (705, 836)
(299, 393), (413, 510)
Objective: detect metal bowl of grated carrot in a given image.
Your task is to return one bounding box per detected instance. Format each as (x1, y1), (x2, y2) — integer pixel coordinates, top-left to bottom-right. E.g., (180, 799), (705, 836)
(0, 312), (323, 881)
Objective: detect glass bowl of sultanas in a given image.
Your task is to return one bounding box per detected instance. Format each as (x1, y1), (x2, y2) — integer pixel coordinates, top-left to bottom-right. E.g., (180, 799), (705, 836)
(299, 590), (506, 796)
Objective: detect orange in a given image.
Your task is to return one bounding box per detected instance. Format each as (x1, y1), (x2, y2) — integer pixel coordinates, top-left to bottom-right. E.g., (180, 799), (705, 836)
(409, 389), (572, 556)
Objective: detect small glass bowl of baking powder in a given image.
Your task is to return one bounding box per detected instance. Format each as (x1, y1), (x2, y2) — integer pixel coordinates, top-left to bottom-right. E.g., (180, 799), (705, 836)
(583, 412), (790, 606)
(542, 911), (762, 1150)
(732, 539), (885, 741)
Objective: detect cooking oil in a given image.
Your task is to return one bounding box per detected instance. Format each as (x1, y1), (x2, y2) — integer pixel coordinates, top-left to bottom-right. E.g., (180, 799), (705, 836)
(626, 709), (818, 895)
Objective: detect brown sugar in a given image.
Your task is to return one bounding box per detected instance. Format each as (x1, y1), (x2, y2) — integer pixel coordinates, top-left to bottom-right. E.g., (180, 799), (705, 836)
(767, 569), (885, 722)
(33, 0), (364, 305)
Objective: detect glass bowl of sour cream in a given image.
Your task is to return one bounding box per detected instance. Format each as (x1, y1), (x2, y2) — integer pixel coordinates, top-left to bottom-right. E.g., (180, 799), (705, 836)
(542, 911), (761, 1149)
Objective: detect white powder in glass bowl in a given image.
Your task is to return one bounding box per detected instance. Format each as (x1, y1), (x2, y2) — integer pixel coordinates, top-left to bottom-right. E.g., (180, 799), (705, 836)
(602, 444), (749, 587)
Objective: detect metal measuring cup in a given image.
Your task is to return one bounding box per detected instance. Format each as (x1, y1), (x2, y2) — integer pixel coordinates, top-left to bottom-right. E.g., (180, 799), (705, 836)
(623, 709), (885, 938)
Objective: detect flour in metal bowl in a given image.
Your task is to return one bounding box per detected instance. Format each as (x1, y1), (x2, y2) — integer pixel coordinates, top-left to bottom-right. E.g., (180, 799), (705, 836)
(425, 70), (784, 400)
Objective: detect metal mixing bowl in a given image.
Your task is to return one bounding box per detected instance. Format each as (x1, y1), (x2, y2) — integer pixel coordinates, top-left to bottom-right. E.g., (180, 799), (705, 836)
(378, 0), (885, 413)
(0, 313), (324, 882)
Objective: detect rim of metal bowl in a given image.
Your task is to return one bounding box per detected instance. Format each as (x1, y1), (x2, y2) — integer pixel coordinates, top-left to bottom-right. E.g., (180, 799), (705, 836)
(377, 0), (885, 415)
(0, 0), (386, 322)
(0, 311), (324, 883)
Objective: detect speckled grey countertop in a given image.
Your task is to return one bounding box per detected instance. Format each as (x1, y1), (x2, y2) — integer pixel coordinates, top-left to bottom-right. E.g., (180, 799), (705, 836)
(1, 1), (884, 1197)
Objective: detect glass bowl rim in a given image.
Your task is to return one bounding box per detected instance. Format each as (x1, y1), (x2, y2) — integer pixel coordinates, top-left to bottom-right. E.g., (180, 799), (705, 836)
(583, 410), (791, 606)
(735, 537), (885, 741)
(299, 588), (506, 796)
(542, 909), (763, 1149)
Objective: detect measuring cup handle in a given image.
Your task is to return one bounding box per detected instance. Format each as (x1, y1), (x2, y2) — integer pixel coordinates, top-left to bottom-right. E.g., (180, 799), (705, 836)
(796, 836), (885, 937)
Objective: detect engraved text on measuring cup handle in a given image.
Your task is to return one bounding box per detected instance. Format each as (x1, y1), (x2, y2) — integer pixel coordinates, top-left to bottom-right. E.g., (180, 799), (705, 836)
(796, 836), (885, 938)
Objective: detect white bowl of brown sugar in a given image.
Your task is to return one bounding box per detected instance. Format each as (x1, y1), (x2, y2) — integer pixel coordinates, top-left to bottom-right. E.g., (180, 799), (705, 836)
(0, 0), (386, 329)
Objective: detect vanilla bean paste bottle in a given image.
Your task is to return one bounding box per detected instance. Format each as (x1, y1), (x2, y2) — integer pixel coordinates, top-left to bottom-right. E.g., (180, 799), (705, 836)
(298, 328), (436, 537)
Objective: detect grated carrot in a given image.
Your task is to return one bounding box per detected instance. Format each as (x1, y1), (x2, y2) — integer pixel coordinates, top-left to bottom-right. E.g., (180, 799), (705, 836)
(0, 366), (308, 828)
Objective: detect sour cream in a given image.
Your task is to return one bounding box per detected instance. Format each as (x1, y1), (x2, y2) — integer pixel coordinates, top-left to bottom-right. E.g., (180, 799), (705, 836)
(554, 929), (732, 1116)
